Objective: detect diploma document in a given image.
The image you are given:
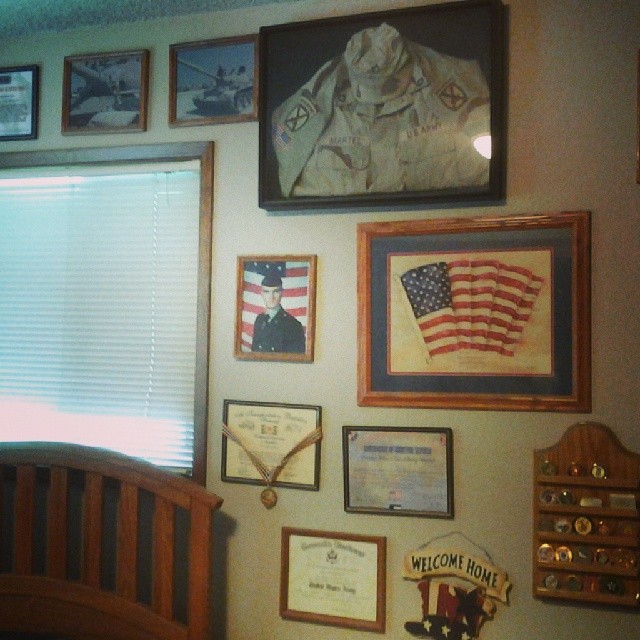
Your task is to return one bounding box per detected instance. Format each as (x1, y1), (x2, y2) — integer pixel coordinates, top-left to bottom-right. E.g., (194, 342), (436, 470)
(282, 528), (385, 631)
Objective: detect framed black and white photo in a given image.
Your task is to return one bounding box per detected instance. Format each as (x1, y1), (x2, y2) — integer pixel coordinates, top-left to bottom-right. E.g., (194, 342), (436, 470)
(0, 65), (38, 140)
(62, 49), (149, 134)
(259, 0), (505, 210)
(169, 34), (258, 126)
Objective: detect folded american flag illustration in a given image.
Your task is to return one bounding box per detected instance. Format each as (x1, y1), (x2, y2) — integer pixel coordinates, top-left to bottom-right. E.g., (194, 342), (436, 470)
(399, 260), (544, 358)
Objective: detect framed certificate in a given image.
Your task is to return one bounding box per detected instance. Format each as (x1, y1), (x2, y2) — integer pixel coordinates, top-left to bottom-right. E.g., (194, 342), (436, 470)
(222, 399), (321, 490)
(343, 426), (453, 518)
(0, 65), (38, 140)
(280, 528), (386, 633)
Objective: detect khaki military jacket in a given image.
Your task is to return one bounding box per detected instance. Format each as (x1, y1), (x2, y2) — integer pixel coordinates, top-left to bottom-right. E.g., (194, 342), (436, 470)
(272, 40), (491, 197)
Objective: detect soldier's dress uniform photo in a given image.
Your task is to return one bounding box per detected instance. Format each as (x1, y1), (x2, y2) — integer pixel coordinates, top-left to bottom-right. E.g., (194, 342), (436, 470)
(271, 22), (491, 197)
(251, 272), (306, 353)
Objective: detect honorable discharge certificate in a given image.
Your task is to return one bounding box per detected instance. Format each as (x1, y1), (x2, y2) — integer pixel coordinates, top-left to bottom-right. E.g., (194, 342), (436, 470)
(287, 534), (379, 621)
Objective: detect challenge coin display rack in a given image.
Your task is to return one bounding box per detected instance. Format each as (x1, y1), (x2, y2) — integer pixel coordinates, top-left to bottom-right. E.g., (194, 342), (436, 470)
(533, 422), (640, 606)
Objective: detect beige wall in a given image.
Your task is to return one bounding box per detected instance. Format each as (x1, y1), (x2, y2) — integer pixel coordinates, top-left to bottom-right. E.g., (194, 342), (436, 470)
(2, 0), (639, 638)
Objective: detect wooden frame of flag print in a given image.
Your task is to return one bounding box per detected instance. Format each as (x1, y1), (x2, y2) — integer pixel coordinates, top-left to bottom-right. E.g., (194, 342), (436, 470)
(357, 212), (591, 412)
(234, 254), (317, 362)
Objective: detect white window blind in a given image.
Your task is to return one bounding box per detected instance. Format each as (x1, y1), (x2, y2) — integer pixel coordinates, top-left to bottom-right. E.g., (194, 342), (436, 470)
(0, 161), (202, 474)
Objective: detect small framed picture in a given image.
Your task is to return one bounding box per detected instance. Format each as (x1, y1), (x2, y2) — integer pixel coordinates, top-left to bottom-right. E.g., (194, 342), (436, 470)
(169, 34), (258, 126)
(222, 399), (321, 490)
(0, 65), (38, 140)
(62, 49), (149, 134)
(234, 255), (317, 362)
(280, 527), (386, 633)
(343, 426), (453, 518)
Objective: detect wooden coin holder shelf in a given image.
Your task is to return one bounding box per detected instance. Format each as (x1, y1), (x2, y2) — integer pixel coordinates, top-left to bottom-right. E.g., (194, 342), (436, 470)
(533, 422), (640, 606)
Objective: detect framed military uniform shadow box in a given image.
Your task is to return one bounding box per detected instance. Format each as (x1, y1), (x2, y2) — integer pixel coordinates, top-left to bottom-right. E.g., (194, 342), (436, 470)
(258, 0), (505, 211)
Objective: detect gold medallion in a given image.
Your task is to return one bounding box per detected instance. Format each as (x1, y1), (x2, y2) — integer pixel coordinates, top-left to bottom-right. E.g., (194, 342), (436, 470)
(260, 487), (278, 509)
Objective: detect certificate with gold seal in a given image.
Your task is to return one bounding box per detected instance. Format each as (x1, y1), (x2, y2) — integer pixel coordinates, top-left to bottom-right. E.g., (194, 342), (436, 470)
(280, 528), (386, 633)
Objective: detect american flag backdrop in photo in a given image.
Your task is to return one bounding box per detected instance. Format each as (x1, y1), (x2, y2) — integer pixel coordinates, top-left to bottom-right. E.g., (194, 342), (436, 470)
(240, 260), (310, 352)
(399, 259), (544, 359)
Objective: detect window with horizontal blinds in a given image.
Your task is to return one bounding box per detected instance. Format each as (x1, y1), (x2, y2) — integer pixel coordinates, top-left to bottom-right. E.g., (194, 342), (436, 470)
(0, 145), (211, 480)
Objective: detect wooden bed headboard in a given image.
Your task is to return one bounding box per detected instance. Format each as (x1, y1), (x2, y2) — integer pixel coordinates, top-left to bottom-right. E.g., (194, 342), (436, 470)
(0, 442), (223, 640)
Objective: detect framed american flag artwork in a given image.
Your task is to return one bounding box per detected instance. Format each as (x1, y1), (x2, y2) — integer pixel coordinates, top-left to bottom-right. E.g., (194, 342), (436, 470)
(357, 212), (591, 412)
(234, 255), (317, 362)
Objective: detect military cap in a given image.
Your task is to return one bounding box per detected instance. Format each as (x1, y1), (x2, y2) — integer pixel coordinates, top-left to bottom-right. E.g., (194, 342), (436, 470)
(261, 272), (283, 288)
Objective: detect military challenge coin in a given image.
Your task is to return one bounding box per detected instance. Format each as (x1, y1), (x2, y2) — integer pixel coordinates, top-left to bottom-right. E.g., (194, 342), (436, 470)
(540, 459), (557, 475)
(600, 575), (624, 596)
(555, 546), (572, 563)
(566, 575), (582, 591)
(568, 462), (585, 476)
(539, 488), (559, 504)
(537, 543), (555, 563)
(573, 545), (591, 563)
(559, 489), (575, 505)
(574, 516), (593, 535)
(594, 548), (610, 564)
(554, 518), (572, 534)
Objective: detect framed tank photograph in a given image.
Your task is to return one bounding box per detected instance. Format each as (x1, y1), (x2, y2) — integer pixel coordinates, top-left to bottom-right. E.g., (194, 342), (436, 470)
(258, 0), (505, 211)
(62, 49), (149, 134)
(0, 65), (38, 141)
(169, 34), (258, 127)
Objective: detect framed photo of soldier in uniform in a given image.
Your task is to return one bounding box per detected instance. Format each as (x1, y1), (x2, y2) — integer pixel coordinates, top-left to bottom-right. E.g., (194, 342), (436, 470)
(258, 0), (505, 211)
(234, 254), (317, 362)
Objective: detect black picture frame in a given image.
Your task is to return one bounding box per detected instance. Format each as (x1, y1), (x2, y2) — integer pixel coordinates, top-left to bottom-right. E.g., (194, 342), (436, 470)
(357, 211), (591, 412)
(343, 426), (454, 518)
(0, 65), (38, 141)
(258, 0), (505, 211)
(222, 399), (322, 491)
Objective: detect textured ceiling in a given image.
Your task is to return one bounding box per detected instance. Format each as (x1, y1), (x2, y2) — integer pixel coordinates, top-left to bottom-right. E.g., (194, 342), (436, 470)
(0, 0), (300, 39)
